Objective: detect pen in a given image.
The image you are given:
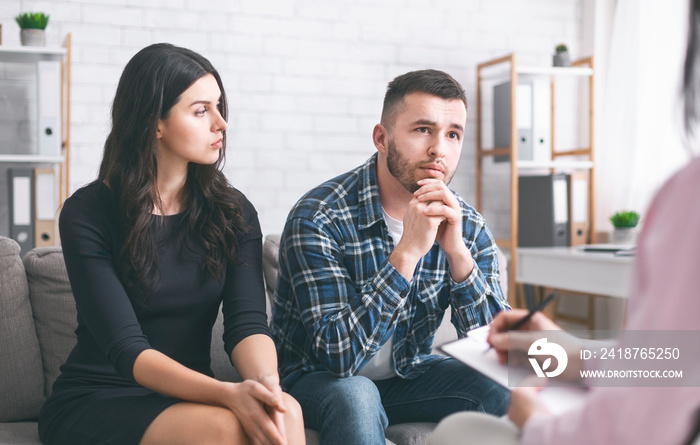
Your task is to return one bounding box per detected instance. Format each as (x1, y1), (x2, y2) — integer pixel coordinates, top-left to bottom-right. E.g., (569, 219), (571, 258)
(483, 291), (559, 353)
(508, 291), (558, 331)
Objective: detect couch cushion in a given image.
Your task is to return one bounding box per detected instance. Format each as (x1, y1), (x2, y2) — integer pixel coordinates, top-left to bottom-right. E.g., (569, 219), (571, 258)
(304, 425), (432, 445)
(0, 422), (41, 445)
(23, 247), (76, 396)
(0, 421), (41, 444)
(262, 234), (280, 295)
(385, 422), (435, 445)
(0, 237), (45, 422)
(210, 305), (241, 383)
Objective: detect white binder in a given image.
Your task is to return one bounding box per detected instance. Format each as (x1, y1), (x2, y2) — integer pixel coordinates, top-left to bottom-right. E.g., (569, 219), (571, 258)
(568, 171), (589, 246)
(34, 167), (57, 247)
(9, 168), (35, 256)
(37, 60), (61, 156)
(494, 79), (552, 163)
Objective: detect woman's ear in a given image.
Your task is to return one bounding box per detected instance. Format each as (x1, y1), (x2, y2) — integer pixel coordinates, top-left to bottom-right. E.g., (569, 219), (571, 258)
(373, 124), (389, 154)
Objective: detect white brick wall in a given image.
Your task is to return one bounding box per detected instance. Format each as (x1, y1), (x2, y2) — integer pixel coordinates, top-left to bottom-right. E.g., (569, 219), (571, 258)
(0, 0), (584, 236)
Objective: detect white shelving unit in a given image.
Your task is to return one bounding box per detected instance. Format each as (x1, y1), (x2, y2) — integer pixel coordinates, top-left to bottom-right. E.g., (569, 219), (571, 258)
(0, 35), (71, 246)
(0, 46), (66, 61)
(475, 53), (595, 306)
(0, 155), (65, 163)
(480, 65), (594, 80)
(517, 160), (593, 170)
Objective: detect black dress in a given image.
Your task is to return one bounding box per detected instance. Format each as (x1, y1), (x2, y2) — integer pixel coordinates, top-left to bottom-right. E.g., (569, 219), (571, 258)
(38, 182), (270, 445)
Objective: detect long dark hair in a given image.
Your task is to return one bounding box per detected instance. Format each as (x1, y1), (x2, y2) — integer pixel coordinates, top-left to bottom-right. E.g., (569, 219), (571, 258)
(98, 43), (247, 303)
(682, 4), (700, 445)
(684, 0), (700, 142)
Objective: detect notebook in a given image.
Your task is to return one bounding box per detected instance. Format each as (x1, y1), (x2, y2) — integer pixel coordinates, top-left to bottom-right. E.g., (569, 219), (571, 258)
(439, 325), (587, 415)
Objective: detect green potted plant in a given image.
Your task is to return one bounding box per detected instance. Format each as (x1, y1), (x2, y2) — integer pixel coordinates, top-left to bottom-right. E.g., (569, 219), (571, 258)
(609, 210), (640, 245)
(553, 43), (571, 67)
(15, 12), (50, 47)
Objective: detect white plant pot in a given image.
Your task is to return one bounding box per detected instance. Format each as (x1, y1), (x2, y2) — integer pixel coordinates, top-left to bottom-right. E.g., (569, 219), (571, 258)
(20, 29), (45, 47)
(552, 52), (571, 67)
(611, 227), (637, 245)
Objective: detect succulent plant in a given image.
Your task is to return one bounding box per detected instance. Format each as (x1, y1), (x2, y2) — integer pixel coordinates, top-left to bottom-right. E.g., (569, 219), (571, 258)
(15, 12), (50, 30)
(555, 44), (568, 54)
(609, 211), (640, 228)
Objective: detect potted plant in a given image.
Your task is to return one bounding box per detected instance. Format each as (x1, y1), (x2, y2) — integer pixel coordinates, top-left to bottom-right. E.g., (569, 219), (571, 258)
(553, 43), (571, 67)
(609, 210), (640, 245)
(15, 12), (50, 47)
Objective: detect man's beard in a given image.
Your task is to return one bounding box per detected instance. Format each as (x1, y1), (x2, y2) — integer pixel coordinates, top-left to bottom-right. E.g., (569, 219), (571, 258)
(386, 138), (455, 193)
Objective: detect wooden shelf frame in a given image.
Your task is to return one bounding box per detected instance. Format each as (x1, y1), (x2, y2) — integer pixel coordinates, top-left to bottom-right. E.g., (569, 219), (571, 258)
(475, 53), (596, 307)
(60, 34), (72, 206)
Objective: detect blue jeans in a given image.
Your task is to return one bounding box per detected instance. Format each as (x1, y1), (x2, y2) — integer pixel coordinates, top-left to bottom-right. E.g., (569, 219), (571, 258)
(287, 358), (510, 445)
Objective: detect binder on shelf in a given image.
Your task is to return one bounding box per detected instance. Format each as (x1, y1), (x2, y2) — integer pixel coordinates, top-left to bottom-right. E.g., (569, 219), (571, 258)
(568, 171), (589, 246)
(518, 174), (569, 247)
(34, 167), (57, 247)
(494, 79), (551, 163)
(8, 168), (35, 256)
(531, 78), (552, 161)
(37, 60), (62, 156)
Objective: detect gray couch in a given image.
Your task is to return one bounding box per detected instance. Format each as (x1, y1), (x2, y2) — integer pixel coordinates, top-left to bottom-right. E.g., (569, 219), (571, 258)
(0, 234), (506, 445)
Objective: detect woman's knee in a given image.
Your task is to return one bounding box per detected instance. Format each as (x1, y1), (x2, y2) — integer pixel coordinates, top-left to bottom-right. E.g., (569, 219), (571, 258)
(282, 392), (303, 422)
(282, 393), (305, 443)
(141, 403), (248, 445)
(206, 408), (248, 444)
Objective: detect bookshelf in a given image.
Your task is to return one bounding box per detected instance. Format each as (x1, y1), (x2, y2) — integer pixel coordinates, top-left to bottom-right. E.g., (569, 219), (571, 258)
(475, 53), (595, 307)
(0, 34), (71, 251)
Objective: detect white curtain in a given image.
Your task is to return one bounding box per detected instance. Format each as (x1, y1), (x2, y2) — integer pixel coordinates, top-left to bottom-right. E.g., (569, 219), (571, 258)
(595, 0), (690, 232)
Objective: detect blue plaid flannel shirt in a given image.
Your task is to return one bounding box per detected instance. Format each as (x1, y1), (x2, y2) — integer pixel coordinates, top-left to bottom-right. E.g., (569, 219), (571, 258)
(271, 154), (509, 388)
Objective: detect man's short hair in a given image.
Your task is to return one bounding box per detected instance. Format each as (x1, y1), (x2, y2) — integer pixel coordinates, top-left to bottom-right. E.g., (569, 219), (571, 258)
(380, 69), (467, 128)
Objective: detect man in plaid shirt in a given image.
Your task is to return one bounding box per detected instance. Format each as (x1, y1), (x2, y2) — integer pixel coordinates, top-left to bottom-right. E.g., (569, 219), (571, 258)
(271, 69), (510, 444)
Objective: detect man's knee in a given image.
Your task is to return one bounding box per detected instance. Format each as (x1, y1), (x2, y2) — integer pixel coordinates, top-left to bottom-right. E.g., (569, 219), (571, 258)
(451, 377), (510, 416)
(314, 375), (387, 442)
(480, 384), (510, 416)
(290, 372), (387, 434)
(324, 375), (384, 419)
(418, 360), (510, 416)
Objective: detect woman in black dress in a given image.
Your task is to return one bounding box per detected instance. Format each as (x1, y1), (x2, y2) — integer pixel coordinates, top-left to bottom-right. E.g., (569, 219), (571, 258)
(38, 43), (304, 445)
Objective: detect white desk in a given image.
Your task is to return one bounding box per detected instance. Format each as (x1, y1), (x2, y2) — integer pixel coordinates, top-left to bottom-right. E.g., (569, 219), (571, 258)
(516, 247), (634, 298)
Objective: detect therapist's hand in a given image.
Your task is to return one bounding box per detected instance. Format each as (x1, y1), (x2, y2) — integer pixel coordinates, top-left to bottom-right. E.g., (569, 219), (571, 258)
(508, 377), (551, 429)
(488, 309), (585, 383)
(487, 309), (560, 365)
